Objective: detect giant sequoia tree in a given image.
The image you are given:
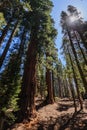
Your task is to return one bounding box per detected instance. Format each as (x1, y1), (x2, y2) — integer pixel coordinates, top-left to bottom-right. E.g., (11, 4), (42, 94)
(0, 0), (58, 124)
(19, 0), (57, 120)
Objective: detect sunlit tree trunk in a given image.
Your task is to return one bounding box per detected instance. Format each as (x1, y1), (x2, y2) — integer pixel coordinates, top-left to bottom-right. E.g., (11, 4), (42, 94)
(78, 31), (87, 51)
(64, 78), (71, 98)
(74, 31), (87, 65)
(68, 47), (83, 110)
(57, 76), (62, 98)
(66, 79), (72, 99)
(68, 77), (77, 112)
(67, 28), (87, 93)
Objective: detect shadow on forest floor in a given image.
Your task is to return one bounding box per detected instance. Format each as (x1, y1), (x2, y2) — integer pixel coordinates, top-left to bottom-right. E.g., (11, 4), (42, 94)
(37, 110), (87, 130)
(35, 98), (87, 130)
(84, 99), (87, 109)
(57, 102), (74, 111)
(56, 98), (80, 112)
(10, 98), (87, 130)
(36, 99), (48, 110)
(36, 98), (74, 111)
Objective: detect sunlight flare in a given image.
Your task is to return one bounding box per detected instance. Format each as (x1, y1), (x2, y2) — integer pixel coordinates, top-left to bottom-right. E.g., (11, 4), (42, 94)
(69, 15), (78, 22)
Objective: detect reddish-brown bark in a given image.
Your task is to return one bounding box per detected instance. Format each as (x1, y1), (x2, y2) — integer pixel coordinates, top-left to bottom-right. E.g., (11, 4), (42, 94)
(19, 28), (38, 120)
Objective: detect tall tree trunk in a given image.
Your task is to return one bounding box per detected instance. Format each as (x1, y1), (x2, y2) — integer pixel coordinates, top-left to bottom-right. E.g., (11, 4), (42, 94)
(56, 65), (62, 97)
(67, 28), (87, 92)
(68, 77), (77, 112)
(52, 70), (55, 99)
(66, 79), (72, 99)
(57, 76), (62, 98)
(0, 20), (19, 69)
(0, 10), (15, 46)
(74, 31), (87, 65)
(18, 27), (26, 57)
(19, 27), (38, 120)
(0, 19), (12, 46)
(78, 31), (87, 51)
(68, 47), (83, 110)
(46, 69), (54, 104)
(64, 78), (71, 97)
(19, 43), (37, 120)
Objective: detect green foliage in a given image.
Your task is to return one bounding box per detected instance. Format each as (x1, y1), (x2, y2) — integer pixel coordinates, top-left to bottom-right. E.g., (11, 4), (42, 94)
(0, 53), (21, 125)
(0, 12), (6, 29)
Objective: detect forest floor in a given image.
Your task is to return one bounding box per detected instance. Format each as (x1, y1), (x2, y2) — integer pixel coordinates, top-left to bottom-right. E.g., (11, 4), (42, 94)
(11, 97), (87, 130)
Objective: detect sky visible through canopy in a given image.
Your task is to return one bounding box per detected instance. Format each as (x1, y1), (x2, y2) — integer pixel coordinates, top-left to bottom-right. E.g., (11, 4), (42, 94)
(51, 0), (87, 65)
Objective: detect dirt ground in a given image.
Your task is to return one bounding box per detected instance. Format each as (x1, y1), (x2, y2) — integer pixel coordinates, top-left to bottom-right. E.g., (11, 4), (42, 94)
(11, 98), (87, 130)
